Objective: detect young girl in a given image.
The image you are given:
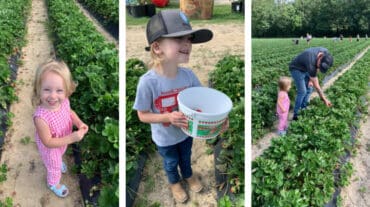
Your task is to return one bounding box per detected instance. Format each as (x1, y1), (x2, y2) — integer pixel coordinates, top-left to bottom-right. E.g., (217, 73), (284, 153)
(276, 76), (292, 136)
(32, 60), (88, 197)
(133, 10), (213, 203)
(306, 33), (312, 45)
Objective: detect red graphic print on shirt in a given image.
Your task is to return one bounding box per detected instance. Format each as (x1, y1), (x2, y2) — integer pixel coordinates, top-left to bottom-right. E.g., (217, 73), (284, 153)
(155, 87), (187, 126)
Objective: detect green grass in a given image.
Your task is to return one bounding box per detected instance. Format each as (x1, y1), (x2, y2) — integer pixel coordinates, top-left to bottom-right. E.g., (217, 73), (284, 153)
(126, 3), (244, 26)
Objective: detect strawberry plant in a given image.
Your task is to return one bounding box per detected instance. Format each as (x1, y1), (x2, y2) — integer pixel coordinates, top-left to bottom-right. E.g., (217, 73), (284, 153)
(0, 164), (13, 207)
(47, 0), (118, 205)
(253, 49), (370, 206)
(218, 195), (233, 207)
(209, 55), (244, 103)
(0, 197), (13, 207)
(0, 0), (30, 153)
(210, 55), (245, 205)
(77, 0), (118, 25)
(125, 58), (154, 182)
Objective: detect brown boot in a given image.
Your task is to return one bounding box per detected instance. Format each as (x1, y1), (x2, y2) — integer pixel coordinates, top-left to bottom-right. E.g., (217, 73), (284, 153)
(186, 175), (203, 193)
(170, 182), (188, 203)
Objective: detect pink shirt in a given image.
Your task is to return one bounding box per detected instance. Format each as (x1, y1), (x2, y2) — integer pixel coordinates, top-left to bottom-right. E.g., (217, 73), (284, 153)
(276, 91), (290, 114)
(34, 98), (73, 151)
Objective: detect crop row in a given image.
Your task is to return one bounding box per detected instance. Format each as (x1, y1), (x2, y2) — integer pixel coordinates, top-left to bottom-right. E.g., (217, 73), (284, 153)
(0, 0), (31, 119)
(252, 39), (369, 87)
(77, 0), (118, 25)
(125, 59), (154, 185)
(209, 55), (245, 205)
(0, 0), (31, 205)
(252, 38), (366, 63)
(46, 0), (118, 206)
(252, 50), (370, 206)
(252, 39), (370, 141)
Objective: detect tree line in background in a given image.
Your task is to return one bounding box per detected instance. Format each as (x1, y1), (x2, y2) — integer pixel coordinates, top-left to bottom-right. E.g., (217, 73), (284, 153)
(252, 0), (370, 37)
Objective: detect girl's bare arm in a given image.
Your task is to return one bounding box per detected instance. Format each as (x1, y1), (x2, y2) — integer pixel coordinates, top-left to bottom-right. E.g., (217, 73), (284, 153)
(34, 117), (85, 148)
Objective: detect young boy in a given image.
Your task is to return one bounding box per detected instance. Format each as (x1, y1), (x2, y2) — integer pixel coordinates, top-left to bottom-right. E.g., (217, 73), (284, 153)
(133, 10), (213, 203)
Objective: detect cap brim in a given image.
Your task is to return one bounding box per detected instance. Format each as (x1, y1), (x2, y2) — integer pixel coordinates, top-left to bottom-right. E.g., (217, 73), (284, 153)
(162, 29), (213, 43)
(145, 29), (213, 51)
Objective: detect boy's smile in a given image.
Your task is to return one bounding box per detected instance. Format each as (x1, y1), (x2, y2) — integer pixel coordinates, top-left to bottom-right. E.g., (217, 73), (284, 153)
(158, 35), (193, 65)
(179, 49), (190, 55)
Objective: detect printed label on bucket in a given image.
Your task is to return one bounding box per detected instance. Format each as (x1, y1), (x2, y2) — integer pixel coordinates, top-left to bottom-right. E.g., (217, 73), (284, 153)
(186, 120), (224, 139)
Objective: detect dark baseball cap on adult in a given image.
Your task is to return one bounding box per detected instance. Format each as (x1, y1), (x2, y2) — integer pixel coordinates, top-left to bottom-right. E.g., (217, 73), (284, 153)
(320, 52), (333, 73)
(145, 10), (213, 51)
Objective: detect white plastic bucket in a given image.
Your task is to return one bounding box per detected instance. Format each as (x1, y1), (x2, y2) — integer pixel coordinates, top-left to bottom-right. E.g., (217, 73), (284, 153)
(177, 87), (233, 139)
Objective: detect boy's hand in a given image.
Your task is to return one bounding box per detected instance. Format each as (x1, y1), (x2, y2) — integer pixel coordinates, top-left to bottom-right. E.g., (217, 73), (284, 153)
(169, 111), (188, 128)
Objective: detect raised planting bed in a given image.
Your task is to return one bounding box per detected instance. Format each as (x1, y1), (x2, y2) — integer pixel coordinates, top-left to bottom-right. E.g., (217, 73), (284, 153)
(125, 58), (155, 207)
(46, 0), (118, 205)
(252, 50), (370, 206)
(76, 0), (118, 40)
(0, 0), (31, 158)
(209, 55), (245, 206)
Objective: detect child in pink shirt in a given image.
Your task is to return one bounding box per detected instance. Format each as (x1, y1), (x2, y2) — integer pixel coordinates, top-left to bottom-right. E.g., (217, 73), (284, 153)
(32, 60), (88, 197)
(276, 76), (292, 136)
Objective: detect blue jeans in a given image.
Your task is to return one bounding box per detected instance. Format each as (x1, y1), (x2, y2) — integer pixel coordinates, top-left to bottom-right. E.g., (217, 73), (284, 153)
(290, 69), (314, 116)
(157, 137), (193, 184)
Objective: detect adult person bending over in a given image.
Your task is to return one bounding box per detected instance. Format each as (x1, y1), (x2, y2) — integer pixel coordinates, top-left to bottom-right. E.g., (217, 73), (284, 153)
(289, 47), (333, 120)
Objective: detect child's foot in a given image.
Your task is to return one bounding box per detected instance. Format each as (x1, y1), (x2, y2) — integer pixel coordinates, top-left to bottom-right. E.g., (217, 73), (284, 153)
(186, 175), (203, 193)
(48, 183), (69, 198)
(277, 130), (286, 136)
(61, 161), (67, 173)
(170, 182), (188, 203)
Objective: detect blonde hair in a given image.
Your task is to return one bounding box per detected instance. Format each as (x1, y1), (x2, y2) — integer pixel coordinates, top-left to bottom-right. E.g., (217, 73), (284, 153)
(32, 59), (76, 106)
(147, 39), (165, 69)
(278, 76), (292, 91)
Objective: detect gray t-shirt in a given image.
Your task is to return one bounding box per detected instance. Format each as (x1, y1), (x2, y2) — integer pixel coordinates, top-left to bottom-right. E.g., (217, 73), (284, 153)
(289, 47), (329, 77)
(133, 67), (202, 147)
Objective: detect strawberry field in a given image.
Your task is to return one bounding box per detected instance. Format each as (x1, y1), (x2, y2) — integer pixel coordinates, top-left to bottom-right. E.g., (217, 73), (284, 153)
(1, 0), (118, 206)
(0, 0), (29, 138)
(0, 0), (30, 205)
(252, 38), (370, 141)
(252, 38), (370, 206)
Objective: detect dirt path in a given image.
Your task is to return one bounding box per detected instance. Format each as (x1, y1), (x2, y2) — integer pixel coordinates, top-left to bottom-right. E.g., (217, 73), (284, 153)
(252, 46), (370, 161)
(126, 23), (244, 86)
(74, 0), (118, 48)
(340, 92), (370, 206)
(126, 23), (244, 206)
(0, 0), (83, 206)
